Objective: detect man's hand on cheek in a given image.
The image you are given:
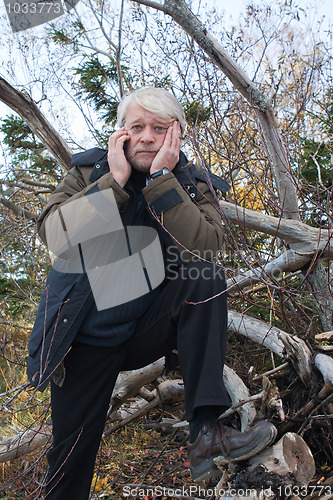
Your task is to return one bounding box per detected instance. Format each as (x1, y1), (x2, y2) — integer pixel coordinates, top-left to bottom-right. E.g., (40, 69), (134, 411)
(150, 121), (181, 175)
(107, 128), (132, 187)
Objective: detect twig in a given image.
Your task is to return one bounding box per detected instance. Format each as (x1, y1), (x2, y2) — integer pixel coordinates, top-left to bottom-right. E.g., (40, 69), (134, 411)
(0, 318), (32, 329)
(0, 382), (30, 400)
(218, 393), (263, 420)
(299, 392), (333, 436)
(104, 397), (160, 436)
(252, 362), (289, 382)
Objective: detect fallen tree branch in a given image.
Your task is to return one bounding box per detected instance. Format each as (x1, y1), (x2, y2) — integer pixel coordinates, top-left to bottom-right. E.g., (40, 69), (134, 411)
(109, 358), (165, 413)
(315, 331), (333, 341)
(252, 362), (289, 382)
(1, 322), (330, 464)
(314, 352), (333, 386)
(226, 249), (316, 293)
(228, 310), (285, 356)
(219, 201), (321, 252)
(0, 424), (52, 462)
(105, 379), (184, 435)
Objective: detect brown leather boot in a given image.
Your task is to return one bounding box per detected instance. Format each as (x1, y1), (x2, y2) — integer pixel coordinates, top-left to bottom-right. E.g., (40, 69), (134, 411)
(187, 420), (277, 482)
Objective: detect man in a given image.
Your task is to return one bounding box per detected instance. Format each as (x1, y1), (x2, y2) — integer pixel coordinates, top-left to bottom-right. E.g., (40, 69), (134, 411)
(27, 87), (276, 499)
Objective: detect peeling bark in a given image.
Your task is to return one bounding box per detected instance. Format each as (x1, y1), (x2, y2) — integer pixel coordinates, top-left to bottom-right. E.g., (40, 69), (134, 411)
(277, 331), (313, 387)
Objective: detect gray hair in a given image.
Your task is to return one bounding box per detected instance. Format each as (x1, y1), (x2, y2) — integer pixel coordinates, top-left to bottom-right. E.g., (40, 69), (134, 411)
(117, 87), (186, 135)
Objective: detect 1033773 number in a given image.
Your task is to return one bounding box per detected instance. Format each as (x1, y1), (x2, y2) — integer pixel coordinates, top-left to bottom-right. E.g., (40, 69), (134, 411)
(277, 485), (332, 497)
(5, 1), (61, 14)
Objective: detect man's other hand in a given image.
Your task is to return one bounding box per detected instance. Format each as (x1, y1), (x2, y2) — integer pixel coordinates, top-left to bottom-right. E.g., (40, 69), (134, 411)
(149, 121), (181, 175)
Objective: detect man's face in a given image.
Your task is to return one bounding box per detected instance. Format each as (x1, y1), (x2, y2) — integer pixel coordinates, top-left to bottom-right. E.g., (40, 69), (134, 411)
(123, 100), (174, 172)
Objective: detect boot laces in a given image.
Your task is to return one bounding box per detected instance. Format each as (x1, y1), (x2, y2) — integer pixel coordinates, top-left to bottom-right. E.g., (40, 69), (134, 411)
(206, 420), (231, 458)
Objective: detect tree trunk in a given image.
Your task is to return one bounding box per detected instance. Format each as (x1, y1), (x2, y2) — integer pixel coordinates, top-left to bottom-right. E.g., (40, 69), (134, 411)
(304, 265), (333, 331)
(0, 77), (72, 172)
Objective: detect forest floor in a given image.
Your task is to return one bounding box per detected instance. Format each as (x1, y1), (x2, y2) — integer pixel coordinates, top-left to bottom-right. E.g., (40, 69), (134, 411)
(1, 416), (195, 499)
(1, 414), (333, 499)
(1, 336), (332, 499)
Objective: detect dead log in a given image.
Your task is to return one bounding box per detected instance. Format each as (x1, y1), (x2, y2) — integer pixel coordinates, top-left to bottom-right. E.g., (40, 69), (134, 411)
(213, 433), (315, 499)
(109, 358), (165, 413)
(219, 201), (316, 252)
(0, 424), (52, 463)
(314, 344), (333, 352)
(109, 364), (257, 433)
(280, 353), (333, 434)
(248, 432), (316, 487)
(228, 311), (326, 390)
(110, 359), (259, 432)
(1, 336), (329, 462)
(315, 331), (333, 341)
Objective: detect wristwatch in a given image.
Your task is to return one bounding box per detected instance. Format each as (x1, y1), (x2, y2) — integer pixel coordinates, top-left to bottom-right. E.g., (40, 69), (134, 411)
(147, 168), (170, 183)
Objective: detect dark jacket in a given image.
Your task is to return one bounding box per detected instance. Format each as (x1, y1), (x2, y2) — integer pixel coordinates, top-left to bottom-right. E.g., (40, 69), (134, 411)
(27, 149), (229, 390)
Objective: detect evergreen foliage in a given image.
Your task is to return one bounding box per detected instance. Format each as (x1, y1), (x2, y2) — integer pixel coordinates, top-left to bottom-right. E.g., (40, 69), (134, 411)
(74, 55), (122, 124)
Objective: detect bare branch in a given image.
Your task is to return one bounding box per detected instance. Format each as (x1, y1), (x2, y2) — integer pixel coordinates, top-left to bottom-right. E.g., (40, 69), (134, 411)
(130, 0), (165, 12)
(19, 178), (56, 190)
(117, 0), (125, 97)
(219, 200), (318, 251)
(228, 310), (285, 356)
(0, 196), (37, 220)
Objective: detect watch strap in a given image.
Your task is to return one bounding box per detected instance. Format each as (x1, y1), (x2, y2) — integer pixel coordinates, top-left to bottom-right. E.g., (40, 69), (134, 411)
(148, 168), (170, 183)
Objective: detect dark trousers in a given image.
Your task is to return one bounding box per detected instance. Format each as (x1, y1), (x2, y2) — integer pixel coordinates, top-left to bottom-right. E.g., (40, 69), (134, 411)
(45, 262), (229, 499)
